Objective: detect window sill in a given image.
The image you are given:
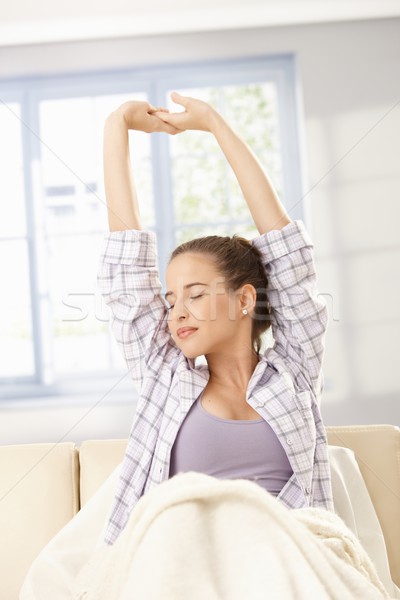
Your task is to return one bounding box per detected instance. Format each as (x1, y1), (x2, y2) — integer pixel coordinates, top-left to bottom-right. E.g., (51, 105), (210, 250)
(0, 372), (137, 407)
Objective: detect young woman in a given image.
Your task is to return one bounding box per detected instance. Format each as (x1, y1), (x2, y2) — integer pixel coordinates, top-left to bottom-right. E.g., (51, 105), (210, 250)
(98, 90), (334, 546)
(21, 92), (392, 600)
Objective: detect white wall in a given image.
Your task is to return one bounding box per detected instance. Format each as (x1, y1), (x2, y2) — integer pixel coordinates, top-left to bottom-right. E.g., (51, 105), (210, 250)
(2, 0), (398, 46)
(1, 17), (399, 444)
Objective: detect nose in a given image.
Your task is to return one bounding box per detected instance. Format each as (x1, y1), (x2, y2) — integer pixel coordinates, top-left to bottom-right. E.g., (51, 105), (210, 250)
(167, 297), (189, 322)
(176, 300), (189, 321)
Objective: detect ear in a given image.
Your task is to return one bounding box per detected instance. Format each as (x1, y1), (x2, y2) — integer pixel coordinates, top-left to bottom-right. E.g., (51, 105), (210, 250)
(238, 284), (257, 314)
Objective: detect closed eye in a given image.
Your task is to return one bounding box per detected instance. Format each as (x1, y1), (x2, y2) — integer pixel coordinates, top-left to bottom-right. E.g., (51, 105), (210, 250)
(189, 294), (204, 302)
(165, 293), (205, 311)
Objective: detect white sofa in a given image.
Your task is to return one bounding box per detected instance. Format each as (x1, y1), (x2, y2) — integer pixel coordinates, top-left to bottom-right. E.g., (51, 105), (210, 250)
(0, 424), (399, 599)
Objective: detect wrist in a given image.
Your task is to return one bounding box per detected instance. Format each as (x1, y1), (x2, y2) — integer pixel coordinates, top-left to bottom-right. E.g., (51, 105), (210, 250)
(105, 109), (129, 130)
(208, 110), (228, 136)
(107, 101), (143, 129)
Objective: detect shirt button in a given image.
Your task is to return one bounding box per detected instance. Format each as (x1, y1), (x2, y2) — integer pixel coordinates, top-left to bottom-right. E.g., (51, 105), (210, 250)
(286, 437), (293, 446)
(305, 487), (311, 495)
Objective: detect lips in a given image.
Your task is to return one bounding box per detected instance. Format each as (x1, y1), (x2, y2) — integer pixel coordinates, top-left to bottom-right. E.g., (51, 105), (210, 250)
(177, 327), (198, 339)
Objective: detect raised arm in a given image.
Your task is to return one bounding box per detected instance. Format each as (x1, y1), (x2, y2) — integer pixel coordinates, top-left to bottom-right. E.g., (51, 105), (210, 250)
(209, 114), (292, 234)
(154, 91), (291, 234)
(99, 102), (182, 385)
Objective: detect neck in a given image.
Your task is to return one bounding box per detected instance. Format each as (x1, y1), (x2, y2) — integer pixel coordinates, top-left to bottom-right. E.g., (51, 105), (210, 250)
(205, 349), (260, 391)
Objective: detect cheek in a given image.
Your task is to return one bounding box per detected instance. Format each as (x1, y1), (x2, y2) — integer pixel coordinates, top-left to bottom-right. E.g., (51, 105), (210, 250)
(218, 291), (237, 318)
(188, 304), (208, 321)
(190, 296), (222, 321)
(204, 295), (235, 324)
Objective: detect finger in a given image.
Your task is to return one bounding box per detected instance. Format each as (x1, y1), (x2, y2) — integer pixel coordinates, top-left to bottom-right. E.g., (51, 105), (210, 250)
(165, 124), (184, 135)
(170, 91), (189, 107)
(157, 121), (183, 135)
(148, 105), (169, 114)
(153, 110), (185, 129)
(148, 113), (183, 135)
(151, 110), (170, 120)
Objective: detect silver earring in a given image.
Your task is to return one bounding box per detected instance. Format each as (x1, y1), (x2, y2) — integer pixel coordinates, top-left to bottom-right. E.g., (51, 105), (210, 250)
(242, 309), (248, 315)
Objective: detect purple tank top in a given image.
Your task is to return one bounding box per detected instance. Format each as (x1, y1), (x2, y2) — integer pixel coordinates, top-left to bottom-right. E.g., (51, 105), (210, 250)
(168, 393), (293, 496)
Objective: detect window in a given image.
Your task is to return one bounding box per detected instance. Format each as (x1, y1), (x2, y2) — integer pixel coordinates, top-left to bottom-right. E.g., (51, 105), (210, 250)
(0, 54), (304, 400)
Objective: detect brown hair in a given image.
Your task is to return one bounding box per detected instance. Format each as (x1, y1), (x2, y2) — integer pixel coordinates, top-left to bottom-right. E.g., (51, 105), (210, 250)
(169, 235), (272, 354)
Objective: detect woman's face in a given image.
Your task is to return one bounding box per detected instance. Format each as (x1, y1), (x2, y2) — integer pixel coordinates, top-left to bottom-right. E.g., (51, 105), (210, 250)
(165, 252), (244, 359)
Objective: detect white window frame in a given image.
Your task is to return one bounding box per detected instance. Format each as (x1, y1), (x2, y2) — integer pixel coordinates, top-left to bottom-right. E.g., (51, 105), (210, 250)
(0, 53), (306, 402)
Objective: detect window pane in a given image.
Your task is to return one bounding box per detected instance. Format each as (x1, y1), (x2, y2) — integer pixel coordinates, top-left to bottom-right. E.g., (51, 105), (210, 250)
(0, 240), (34, 377)
(0, 102), (27, 238)
(37, 92), (155, 378)
(167, 83), (283, 227)
(39, 93), (155, 236)
(47, 234), (109, 375)
(173, 156), (229, 223)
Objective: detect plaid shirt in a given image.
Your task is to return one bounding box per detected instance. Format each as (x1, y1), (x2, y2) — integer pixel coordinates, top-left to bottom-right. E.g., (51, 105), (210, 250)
(97, 219), (334, 546)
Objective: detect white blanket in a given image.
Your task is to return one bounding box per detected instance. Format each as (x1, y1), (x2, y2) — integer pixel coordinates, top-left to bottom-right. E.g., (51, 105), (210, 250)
(20, 447), (400, 599)
(72, 471), (390, 600)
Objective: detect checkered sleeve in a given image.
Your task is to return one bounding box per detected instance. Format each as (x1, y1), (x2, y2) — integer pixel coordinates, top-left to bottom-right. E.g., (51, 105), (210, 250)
(252, 220), (328, 399)
(97, 229), (176, 387)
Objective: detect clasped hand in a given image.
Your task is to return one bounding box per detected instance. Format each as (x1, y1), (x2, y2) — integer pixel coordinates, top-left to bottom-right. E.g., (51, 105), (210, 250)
(116, 91), (219, 135)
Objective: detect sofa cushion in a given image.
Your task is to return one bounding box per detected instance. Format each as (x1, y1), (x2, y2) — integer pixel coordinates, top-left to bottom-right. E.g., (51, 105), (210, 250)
(79, 439), (127, 506)
(0, 443), (79, 600)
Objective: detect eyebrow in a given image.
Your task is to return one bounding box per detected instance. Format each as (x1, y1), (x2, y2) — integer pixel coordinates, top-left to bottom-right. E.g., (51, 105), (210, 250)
(164, 282), (208, 300)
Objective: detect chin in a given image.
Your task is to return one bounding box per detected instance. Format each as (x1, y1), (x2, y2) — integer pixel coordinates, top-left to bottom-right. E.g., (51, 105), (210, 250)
(181, 348), (202, 360)
(178, 343), (205, 360)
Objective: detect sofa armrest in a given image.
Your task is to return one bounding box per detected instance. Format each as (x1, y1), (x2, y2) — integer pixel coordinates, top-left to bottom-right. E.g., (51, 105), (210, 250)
(327, 424), (400, 588)
(0, 442), (79, 599)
